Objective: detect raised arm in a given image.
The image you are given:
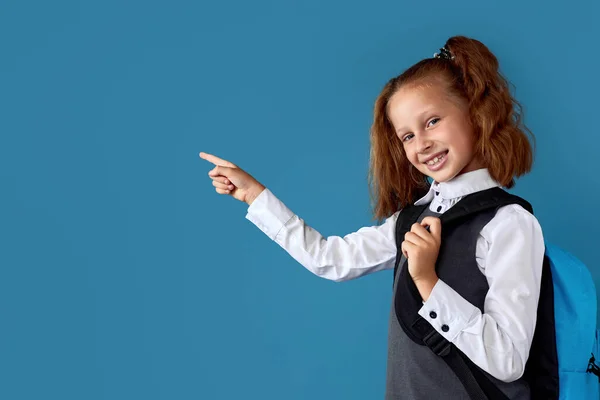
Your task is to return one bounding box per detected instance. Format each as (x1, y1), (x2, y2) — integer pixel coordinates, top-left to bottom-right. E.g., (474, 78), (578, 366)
(200, 151), (399, 282)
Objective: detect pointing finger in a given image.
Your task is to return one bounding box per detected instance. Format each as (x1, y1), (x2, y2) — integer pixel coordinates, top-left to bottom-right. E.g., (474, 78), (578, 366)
(199, 152), (237, 168)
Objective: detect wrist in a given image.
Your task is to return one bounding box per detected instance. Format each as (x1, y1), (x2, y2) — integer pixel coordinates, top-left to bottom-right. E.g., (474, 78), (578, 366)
(246, 184), (266, 205)
(413, 272), (439, 301)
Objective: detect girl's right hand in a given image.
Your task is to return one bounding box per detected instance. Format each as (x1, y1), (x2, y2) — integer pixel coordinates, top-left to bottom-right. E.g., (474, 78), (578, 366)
(199, 152), (266, 205)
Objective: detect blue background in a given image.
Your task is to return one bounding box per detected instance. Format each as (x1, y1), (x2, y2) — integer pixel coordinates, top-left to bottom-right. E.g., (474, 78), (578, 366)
(1, 0), (599, 399)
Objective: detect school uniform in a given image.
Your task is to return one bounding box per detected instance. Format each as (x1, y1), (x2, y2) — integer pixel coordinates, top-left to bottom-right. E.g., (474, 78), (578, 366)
(245, 168), (545, 398)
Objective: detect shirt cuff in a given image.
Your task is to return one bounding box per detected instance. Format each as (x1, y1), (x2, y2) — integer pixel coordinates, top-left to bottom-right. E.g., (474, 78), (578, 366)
(418, 279), (479, 343)
(245, 188), (295, 241)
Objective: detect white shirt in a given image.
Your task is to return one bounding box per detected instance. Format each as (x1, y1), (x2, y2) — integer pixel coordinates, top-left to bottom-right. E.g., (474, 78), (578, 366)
(245, 168), (545, 383)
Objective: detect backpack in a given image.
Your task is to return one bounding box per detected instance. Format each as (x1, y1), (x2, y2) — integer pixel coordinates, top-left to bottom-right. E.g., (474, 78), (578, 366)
(392, 187), (600, 399)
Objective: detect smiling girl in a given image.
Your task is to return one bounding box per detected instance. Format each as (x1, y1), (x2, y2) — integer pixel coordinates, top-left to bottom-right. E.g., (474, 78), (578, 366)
(201, 36), (542, 399)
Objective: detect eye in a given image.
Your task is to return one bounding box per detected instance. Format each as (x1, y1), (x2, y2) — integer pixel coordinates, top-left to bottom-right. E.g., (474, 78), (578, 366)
(402, 133), (414, 142)
(426, 117), (440, 128)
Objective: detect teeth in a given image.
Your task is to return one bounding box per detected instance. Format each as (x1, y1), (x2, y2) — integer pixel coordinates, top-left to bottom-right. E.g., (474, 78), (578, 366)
(427, 153), (445, 165)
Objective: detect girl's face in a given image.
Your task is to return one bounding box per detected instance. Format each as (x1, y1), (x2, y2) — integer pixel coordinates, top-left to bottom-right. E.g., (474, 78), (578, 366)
(387, 82), (484, 183)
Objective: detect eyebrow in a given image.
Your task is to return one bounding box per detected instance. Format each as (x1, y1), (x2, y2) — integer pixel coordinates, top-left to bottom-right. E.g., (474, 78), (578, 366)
(395, 108), (437, 133)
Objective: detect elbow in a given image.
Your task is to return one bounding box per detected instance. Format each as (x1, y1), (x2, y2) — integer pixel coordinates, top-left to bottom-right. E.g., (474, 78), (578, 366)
(498, 370), (524, 383)
(495, 355), (526, 383)
(314, 267), (351, 283)
(310, 263), (357, 282)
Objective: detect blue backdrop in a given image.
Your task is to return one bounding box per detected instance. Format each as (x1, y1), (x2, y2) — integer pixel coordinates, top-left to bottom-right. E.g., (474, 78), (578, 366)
(1, 0), (599, 399)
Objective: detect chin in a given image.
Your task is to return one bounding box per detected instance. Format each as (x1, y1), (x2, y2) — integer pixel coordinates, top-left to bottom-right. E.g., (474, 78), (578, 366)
(426, 168), (460, 183)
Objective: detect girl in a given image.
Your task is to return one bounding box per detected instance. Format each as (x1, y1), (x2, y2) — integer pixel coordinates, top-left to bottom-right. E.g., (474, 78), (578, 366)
(200, 36), (544, 400)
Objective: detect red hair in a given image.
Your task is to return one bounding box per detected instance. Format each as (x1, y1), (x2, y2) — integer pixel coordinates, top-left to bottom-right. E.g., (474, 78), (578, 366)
(368, 36), (535, 222)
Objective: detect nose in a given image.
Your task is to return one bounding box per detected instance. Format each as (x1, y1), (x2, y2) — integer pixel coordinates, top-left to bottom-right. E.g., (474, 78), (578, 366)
(416, 135), (433, 154)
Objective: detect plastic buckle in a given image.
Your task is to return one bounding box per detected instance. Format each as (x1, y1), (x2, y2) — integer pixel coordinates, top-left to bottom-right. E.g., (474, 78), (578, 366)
(422, 330), (451, 356)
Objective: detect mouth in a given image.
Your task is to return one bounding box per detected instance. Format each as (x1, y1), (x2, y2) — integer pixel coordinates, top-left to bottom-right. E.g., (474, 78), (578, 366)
(422, 151), (448, 165)
(422, 150), (448, 171)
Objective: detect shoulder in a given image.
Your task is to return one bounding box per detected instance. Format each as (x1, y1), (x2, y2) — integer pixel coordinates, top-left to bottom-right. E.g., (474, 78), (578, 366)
(480, 203), (544, 243)
(379, 209), (401, 229)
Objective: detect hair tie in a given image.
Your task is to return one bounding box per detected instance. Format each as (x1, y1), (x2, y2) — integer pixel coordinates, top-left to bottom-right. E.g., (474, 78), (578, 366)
(433, 46), (454, 60)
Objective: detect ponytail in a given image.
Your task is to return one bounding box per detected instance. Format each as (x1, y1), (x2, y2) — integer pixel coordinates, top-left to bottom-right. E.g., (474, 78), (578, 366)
(445, 36), (534, 188)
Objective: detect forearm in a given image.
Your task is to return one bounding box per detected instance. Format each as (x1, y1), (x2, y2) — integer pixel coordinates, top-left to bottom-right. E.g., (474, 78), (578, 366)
(418, 279), (534, 382)
(245, 188), (399, 282)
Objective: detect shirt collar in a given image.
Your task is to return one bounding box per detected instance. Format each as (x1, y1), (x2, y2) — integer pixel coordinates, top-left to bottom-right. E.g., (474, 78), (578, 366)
(414, 168), (501, 206)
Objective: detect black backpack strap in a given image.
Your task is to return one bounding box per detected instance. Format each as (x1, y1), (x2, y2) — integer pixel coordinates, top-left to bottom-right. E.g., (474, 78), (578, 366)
(393, 187), (533, 400)
(392, 203), (428, 290)
(439, 187), (533, 226)
(412, 319), (510, 400)
(524, 255), (559, 399)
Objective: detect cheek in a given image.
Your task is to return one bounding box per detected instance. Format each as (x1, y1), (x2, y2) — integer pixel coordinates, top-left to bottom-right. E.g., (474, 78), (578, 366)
(403, 146), (418, 164)
(408, 153), (423, 169)
(463, 135), (477, 155)
(459, 124), (477, 149)
(451, 131), (476, 155)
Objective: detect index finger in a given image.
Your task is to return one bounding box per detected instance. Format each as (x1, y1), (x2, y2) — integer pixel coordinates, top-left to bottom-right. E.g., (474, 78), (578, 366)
(420, 216), (441, 237)
(199, 152), (237, 168)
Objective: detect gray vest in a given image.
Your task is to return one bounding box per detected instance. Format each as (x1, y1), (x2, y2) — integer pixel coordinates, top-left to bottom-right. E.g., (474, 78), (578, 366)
(385, 206), (531, 400)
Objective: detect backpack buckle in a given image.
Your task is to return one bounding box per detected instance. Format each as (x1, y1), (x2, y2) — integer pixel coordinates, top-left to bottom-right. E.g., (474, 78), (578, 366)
(422, 329), (451, 356)
(587, 353), (600, 382)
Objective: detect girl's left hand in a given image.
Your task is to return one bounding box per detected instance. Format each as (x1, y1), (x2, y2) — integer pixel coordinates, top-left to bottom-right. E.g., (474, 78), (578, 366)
(401, 216), (442, 283)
